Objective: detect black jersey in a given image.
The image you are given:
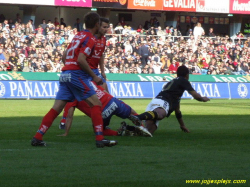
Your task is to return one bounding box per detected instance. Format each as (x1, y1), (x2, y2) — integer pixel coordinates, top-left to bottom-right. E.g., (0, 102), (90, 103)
(156, 76), (194, 116)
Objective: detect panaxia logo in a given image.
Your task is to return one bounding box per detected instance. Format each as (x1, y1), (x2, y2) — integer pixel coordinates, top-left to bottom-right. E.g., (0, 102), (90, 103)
(238, 83), (248, 98)
(233, 0), (250, 11)
(133, 0), (156, 7)
(0, 82), (5, 97)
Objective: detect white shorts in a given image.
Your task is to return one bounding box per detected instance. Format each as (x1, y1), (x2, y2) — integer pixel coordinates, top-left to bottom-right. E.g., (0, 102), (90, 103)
(145, 98), (169, 127)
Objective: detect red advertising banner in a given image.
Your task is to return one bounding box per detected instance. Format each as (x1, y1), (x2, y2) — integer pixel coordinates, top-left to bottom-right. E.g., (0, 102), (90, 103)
(163, 0), (196, 11)
(92, 0), (127, 8)
(209, 17), (214, 24)
(186, 16), (191, 23)
(54, 0), (92, 7)
(128, 0), (163, 10)
(198, 16), (204, 24)
(230, 0), (250, 14)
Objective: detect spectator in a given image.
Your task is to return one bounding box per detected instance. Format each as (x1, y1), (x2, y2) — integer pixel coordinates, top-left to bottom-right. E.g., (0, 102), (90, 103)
(0, 16), (248, 76)
(0, 14), (5, 23)
(192, 62), (202, 74)
(138, 41), (149, 67)
(60, 18), (66, 27)
(208, 28), (215, 37)
(122, 25), (130, 35)
(74, 18), (83, 32)
(40, 19), (48, 35)
(241, 61), (249, 74)
(193, 22), (204, 42)
(107, 23), (114, 35)
(157, 26), (165, 38)
(0, 32), (6, 44)
(0, 48), (6, 61)
(168, 60), (179, 74)
(114, 23), (123, 34)
(172, 27), (182, 38)
(118, 17), (126, 27)
(152, 61), (162, 74)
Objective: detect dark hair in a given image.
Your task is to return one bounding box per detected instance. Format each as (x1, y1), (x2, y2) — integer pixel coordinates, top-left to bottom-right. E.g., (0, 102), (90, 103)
(84, 12), (100, 29)
(177, 65), (189, 77)
(100, 17), (109, 26)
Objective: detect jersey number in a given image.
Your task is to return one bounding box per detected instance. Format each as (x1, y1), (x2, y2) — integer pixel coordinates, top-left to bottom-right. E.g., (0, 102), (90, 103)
(163, 77), (179, 91)
(66, 40), (80, 59)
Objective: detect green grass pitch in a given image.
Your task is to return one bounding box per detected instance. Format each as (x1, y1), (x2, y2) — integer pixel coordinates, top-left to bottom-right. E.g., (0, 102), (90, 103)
(0, 99), (249, 187)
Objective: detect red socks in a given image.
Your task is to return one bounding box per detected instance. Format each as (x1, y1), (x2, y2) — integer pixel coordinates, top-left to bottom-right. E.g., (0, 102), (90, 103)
(61, 103), (71, 124)
(91, 105), (104, 141)
(34, 108), (59, 140)
(103, 129), (118, 136)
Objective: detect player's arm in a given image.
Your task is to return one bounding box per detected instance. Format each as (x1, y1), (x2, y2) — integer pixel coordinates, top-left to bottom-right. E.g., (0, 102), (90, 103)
(99, 55), (106, 80)
(62, 50), (67, 64)
(175, 103), (190, 133)
(188, 90), (210, 102)
(77, 53), (103, 85)
(58, 107), (75, 136)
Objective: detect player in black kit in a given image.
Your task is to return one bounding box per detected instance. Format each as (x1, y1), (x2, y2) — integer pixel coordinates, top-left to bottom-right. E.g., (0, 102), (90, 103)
(129, 66), (210, 134)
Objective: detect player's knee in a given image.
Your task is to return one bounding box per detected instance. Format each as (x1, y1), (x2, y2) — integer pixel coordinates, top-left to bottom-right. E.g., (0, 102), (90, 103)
(154, 109), (166, 120)
(157, 112), (165, 120)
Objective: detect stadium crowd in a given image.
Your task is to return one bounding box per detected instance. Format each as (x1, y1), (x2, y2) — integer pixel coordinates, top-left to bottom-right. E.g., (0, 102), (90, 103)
(0, 15), (249, 75)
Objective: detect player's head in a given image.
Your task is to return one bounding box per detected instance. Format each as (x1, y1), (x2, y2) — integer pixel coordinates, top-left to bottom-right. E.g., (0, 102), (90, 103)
(177, 65), (189, 79)
(98, 17), (109, 36)
(84, 12), (100, 33)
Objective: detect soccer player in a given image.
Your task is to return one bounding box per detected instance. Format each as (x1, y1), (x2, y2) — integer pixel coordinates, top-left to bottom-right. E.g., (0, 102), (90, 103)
(58, 18), (108, 130)
(90, 17), (109, 92)
(129, 66), (210, 134)
(58, 81), (152, 137)
(31, 12), (117, 148)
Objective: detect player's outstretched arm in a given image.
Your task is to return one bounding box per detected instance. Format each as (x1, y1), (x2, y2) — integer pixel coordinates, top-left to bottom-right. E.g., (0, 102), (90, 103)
(188, 90), (210, 102)
(175, 104), (190, 133)
(57, 107), (75, 136)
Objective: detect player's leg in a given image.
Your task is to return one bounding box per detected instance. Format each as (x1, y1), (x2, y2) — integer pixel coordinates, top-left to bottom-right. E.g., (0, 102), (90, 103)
(111, 98), (153, 137)
(85, 94), (117, 147)
(59, 102), (72, 130)
(129, 99), (168, 122)
(145, 120), (158, 134)
(67, 71), (117, 147)
(129, 99), (169, 135)
(103, 118), (118, 136)
(57, 106), (76, 136)
(32, 99), (68, 146)
(31, 78), (73, 146)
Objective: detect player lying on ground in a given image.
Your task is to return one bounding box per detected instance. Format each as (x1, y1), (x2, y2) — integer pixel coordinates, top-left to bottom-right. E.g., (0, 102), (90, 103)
(58, 81), (152, 137)
(129, 65), (210, 134)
